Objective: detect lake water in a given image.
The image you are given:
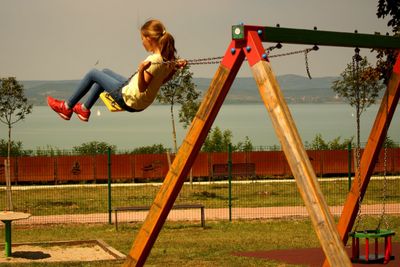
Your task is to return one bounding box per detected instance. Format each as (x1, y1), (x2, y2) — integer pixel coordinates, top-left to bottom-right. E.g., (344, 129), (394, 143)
(2, 104), (400, 150)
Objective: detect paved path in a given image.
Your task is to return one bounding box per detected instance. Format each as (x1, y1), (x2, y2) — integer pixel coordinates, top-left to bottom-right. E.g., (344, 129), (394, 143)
(8, 203), (399, 226)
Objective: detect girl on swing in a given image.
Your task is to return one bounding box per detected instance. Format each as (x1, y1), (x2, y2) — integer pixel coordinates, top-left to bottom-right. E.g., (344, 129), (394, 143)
(47, 19), (186, 122)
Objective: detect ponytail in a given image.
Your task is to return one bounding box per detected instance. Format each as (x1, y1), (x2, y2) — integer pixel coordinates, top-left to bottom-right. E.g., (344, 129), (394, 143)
(141, 19), (177, 62)
(159, 32), (176, 62)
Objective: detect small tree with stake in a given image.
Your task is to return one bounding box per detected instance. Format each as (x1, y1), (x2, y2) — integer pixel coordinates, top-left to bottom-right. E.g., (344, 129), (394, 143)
(157, 65), (200, 153)
(332, 52), (384, 171)
(0, 77), (32, 210)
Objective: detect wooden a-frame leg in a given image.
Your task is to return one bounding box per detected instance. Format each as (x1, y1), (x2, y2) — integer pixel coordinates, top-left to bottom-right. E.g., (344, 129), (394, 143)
(244, 30), (351, 267)
(250, 58), (352, 267)
(122, 42), (245, 267)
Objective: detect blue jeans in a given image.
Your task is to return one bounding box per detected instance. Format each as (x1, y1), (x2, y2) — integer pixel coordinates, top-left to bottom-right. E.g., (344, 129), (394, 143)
(66, 68), (128, 109)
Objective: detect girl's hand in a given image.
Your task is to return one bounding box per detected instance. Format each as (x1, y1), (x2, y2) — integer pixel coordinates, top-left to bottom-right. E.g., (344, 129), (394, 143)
(175, 59), (187, 69)
(138, 61), (152, 92)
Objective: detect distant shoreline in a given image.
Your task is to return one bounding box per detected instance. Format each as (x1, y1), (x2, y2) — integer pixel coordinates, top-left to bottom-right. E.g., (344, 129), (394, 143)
(22, 74), (347, 106)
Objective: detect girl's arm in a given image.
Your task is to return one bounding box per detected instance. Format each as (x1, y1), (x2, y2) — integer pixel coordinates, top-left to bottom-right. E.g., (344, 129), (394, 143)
(163, 60), (188, 84)
(138, 61), (153, 92)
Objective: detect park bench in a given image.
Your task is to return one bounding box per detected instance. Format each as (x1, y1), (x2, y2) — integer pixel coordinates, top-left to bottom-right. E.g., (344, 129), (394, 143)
(112, 203), (205, 230)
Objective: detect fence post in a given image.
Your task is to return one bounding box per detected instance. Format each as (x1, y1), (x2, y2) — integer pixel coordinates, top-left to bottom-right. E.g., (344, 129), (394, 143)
(228, 144), (232, 222)
(348, 142), (352, 191)
(108, 147), (112, 224)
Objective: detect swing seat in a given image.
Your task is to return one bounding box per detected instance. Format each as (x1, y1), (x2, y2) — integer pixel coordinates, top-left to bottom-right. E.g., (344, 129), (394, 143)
(349, 229), (395, 264)
(100, 92), (124, 112)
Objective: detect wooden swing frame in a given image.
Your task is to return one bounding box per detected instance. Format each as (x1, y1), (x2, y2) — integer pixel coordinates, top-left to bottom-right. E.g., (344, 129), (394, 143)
(121, 25), (400, 267)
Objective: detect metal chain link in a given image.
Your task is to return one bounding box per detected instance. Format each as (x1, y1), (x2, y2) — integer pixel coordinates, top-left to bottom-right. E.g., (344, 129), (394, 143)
(187, 56), (224, 65)
(351, 47), (390, 232)
(153, 43), (319, 67)
(378, 91), (389, 230)
(262, 44), (318, 79)
(352, 47), (364, 231)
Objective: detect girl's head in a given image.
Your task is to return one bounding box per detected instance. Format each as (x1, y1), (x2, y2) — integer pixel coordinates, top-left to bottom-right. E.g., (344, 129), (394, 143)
(141, 19), (176, 62)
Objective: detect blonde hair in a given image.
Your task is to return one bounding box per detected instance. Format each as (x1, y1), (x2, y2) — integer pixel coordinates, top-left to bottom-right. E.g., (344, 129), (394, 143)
(141, 19), (176, 62)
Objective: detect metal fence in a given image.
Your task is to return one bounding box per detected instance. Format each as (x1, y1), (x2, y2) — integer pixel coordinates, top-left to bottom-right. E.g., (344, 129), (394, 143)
(0, 149), (399, 226)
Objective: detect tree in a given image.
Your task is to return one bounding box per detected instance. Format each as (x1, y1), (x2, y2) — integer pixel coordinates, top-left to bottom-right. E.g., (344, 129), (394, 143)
(234, 136), (254, 152)
(72, 141), (116, 155)
(129, 144), (168, 154)
(332, 56), (384, 149)
(157, 65), (200, 152)
(305, 134), (353, 150)
(202, 127), (232, 152)
(0, 139), (28, 157)
(0, 77), (32, 210)
(383, 136), (398, 148)
(328, 136), (353, 150)
(179, 100), (200, 129)
(202, 127), (255, 152)
(0, 77), (33, 158)
(332, 56), (383, 112)
(307, 133), (329, 150)
(332, 56), (384, 174)
(375, 0), (400, 84)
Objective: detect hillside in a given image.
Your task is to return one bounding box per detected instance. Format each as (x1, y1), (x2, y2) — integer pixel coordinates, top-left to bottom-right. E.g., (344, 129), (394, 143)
(21, 74), (340, 106)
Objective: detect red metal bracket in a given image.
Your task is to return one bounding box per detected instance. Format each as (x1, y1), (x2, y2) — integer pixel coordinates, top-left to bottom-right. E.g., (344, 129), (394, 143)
(222, 28), (268, 69)
(221, 40), (246, 70)
(244, 30), (269, 67)
(394, 52), (400, 74)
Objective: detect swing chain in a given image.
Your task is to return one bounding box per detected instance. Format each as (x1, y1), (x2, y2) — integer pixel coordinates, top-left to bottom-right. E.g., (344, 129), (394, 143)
(380, 136), (389, 229)
(268, 45), (318, 59)
(378, 92), (389, 230)
(187, 56), (224, 65)
(352, 47), (391, 232)
(268, 45), (319, 79)
(353, 47), (364, 231)
(153, 43), (319, 68)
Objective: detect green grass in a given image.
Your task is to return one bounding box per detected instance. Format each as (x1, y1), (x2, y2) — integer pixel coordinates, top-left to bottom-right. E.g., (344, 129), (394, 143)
(1, 178), (399, 216)
(1, 216), (399, 266)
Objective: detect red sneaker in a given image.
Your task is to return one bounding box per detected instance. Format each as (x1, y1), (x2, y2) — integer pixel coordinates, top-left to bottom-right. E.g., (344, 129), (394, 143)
(73, 103), (91, 122)
(47, 96), (72, 120)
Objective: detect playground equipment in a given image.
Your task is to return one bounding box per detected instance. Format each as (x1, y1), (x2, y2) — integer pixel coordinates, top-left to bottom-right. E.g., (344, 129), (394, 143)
(0, 211), (31, 257)
(347, 50), (396, 264)
(349, 229), (395, 263)
(122, 24), (400, 267)
(100, 92), (124, 112)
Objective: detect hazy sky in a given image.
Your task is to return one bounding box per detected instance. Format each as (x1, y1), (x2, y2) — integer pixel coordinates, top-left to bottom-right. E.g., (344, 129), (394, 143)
(0, 0), (392, 80)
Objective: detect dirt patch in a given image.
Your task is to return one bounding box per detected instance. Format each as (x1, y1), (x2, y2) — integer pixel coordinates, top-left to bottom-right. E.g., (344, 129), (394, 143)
(0, 240), (125, 263)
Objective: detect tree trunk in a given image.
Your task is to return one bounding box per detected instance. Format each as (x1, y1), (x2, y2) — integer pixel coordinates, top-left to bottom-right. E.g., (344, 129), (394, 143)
(170, 104), (178, 153)
(6, 125), (13, 211)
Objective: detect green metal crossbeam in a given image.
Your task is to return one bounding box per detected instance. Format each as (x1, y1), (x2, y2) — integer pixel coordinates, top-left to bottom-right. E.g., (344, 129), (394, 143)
(232, 24), (400, 49)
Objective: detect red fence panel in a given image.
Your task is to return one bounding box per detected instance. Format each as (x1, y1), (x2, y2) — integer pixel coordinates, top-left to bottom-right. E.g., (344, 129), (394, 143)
(2, 147), (400, 184)
(192, 153), (209, 178)
(16, 156), (55, 182)
(323, 150), (350, 175)
(56, 155), (94, 182)
(210, 152), (228, 177)
(134, 153), (169, 180)
(110, 154), (135, 181)
(390, 148), (400, 173)
(92, 155), (108, 181)
(249, 151), (289, 177)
